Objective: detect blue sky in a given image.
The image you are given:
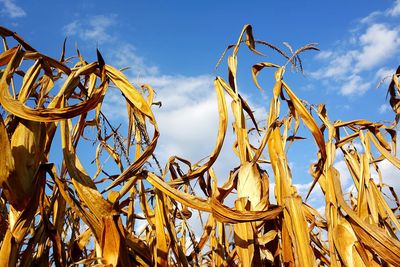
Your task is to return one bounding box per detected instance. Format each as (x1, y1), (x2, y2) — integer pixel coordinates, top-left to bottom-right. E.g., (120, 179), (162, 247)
(1, 1), (400, 206)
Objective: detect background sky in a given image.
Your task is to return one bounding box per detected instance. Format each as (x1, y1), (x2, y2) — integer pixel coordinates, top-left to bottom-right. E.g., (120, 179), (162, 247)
(1, 1), (400, 208)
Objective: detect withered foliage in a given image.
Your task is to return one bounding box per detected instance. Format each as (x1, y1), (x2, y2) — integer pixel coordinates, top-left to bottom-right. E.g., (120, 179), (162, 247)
(0, 25), (399, 266)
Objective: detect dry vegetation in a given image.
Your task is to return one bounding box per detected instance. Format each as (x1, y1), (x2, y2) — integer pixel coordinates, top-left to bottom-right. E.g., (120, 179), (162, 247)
(0, 25), (400, 266)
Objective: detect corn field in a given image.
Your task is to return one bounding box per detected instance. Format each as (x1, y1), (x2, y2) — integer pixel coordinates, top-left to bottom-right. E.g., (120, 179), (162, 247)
(0, 24), (400, 266)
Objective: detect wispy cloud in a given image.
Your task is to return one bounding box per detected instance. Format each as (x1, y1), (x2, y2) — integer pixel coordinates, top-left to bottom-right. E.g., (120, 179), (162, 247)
(64, 15), (117, 44)
(340, 75), (371, 95)
(358, 1), (400, 24)
(311, 4), (400, 95)
(378, 103), (390, 114)
(388, 0), (400, 16)
(0, 0), (26, 18)
(312, 51), (356, 79)
(376, 67), (395, 80)
(314, 50), (333, 60)
(107, 44), (159, 77)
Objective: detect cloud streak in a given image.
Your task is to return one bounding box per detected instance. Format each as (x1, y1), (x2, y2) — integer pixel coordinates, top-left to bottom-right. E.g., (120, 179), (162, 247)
(388, 0), (400, 16)
(0, 0), (25, 18)
(64, 15), (117, 44)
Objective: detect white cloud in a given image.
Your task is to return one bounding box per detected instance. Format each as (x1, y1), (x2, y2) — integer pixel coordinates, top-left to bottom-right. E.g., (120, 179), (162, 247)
(354, 24), (400, 72)
(333, 160), (352, 187)
(316, 205), (325, 217)
(376, 67), (394, 80)
(314, 50), (333, 60)
(375, 67), (394, 88)
(293, 182), (312, 193)
(340, 75), (371, 95)
(149, 75), (218, 159)
(101, 89), (129, 120)
(375, 159), (400, 190)
(370, 137), (400, 191)
(64, 20), (79, 36)
(333, 139), (400, 199)
(378, 103), (390, 114)
(311, 51), (356, 80)
(107, 44), (159, 77)
(359, 11), (382, 24)
(144, 75), (214, 111)
(311, 4), (400, 96)
(0, 0), (25, 18)
(314, 23), (400, 83)
(63, 16), (159, 81)
(64, 15), (117, 44)
(388, 0), (400, 16)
